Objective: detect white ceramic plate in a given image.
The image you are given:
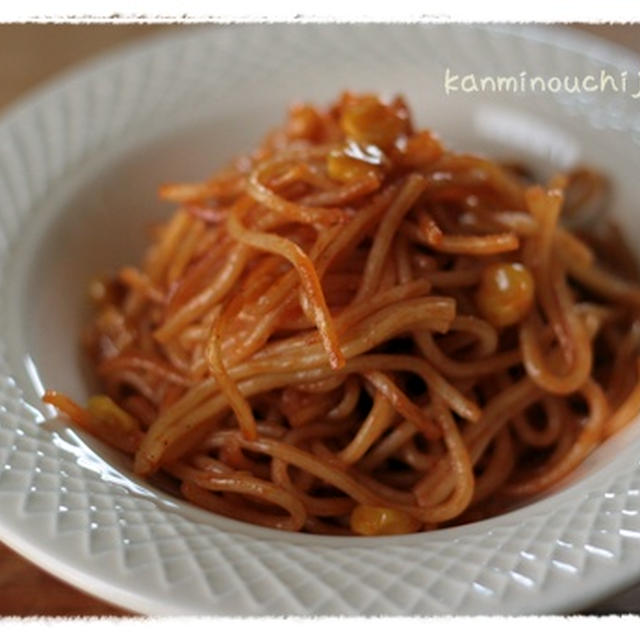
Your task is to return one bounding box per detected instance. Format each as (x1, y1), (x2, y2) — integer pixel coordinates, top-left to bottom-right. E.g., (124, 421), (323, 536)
(1, 24), (640, 615)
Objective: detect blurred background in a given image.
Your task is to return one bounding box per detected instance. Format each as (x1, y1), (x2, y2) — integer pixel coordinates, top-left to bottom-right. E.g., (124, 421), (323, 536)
(0, 22), (638, 617)
(1, 24), (639, 114)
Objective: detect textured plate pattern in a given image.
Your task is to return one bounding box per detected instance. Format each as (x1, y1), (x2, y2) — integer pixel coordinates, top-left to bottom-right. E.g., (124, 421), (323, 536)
(1, 24), (640, 615)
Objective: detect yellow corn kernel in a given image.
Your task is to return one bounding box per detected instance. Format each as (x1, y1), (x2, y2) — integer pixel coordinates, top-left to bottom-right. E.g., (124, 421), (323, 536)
(350, 505), (421, 536)
(87, 395), (139, 433)
(400, 130), (443, 167)
(287, 104), (323, 141)
(327, 141), (386, 183)
(340, 96), (407, 149)
(476, 262), (535, 328)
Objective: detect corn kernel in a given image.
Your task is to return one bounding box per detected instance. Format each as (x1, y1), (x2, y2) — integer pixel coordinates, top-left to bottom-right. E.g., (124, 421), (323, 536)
(476, 262), (535, 328)
(88, 395), (139, 433)
(287, 104), (323, 141)
(340, 96), (407, 149)
(350, 504), (421, 536)
(327, 141), (386, 183)
(400, 130), (443, 167)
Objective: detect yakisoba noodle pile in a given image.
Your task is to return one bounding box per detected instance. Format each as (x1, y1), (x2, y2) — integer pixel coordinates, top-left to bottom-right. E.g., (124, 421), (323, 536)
(45, 93), (640, 535)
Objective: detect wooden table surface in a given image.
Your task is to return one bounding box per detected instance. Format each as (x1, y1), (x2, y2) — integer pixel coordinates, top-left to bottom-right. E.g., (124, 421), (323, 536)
(0, 22), (639, 617)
